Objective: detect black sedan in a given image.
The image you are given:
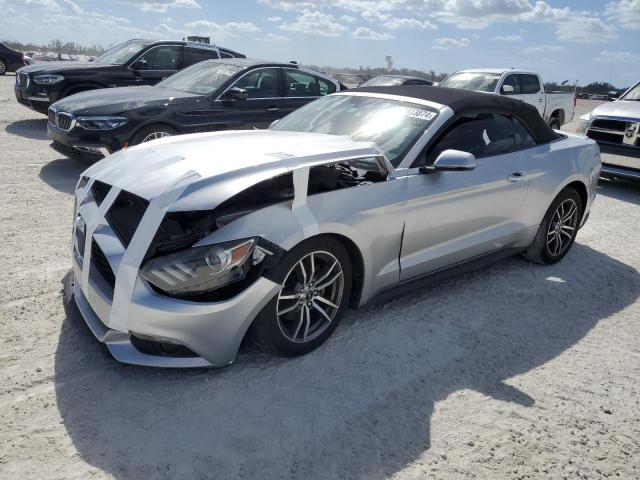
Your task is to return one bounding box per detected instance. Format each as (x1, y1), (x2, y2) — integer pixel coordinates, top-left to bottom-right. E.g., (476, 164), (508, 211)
(48, 59), (343, 160)
(360, 75), (433, 87)
(0, 42), (27, 75)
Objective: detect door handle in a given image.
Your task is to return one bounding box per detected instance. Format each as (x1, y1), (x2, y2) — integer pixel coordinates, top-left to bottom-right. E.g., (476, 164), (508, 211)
(267, 106), (279, 112)
(538, 98), (543, 102)
(507, 171), (527, 182)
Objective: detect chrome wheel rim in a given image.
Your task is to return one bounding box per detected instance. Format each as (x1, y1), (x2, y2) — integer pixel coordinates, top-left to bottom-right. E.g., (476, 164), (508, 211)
(546, 199), (579, 257)
(277, 251), (344, 344)
(141, 131), (172, 142)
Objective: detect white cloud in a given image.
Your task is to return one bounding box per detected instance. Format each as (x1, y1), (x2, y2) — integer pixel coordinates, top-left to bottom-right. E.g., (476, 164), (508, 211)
(279, 10), (347, 37)
(382, 17), (437, 30)
(138, 0), (201, 13)
(605, 0), (640, 30)
(266, 16), (282, 22)
(256, 32), (291, 42)
(339, 14), (357, 23)
(555, 16), (617, 43)
(493, 34), (523, 42)
(24, 0), (60, 11)
(595, 50), (640, 63)
(61, 0), (82, 14)
(352, 27), (394, 40)
(432, 37), (471, 50)
(185, 20), (261, 40)
(522, 44), (566, 53)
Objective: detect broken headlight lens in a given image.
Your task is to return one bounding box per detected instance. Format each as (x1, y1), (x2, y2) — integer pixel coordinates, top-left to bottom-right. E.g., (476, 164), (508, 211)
(76, 116), (128, 130)
(141, 238), (271, 297)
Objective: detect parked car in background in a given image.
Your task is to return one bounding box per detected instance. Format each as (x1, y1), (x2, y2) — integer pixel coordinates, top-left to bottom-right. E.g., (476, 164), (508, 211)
(360, 75), (433, 87)
(70, 86), (600, 367)
(14, 39), (244, 114)
(578, 80), (640, 181)
(0, 42), (27, 75)
(48, 59), (342, 160)
(439, 69), (575, 129)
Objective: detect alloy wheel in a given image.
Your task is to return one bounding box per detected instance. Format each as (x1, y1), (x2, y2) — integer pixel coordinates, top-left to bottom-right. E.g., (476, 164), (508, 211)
(276, 251), (344, 344)
(546, 198), (579, 257)
(141, 131), (172, 142)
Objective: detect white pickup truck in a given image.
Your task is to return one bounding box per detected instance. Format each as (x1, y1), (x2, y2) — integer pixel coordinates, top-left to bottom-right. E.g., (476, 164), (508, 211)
(439, 68), (575, 129)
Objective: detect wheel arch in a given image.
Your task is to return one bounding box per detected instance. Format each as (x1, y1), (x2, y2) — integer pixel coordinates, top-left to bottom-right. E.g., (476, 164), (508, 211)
(549, 108), (564, 126)
(316, 233), (365, 306)
(129, 121), (183, 144)
(62, 82), (105, 97)
(564, 180), (588, 220)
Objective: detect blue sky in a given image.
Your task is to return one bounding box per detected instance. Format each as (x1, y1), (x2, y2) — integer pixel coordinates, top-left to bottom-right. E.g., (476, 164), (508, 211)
(1, 0), (639, 87)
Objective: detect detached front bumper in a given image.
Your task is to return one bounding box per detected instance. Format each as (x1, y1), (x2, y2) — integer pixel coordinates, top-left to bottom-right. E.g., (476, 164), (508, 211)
(72, 253), (280, 368)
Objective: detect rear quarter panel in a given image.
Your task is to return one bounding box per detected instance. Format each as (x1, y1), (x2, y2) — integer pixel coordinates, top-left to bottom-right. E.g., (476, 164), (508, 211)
(520, 134), (600, 229)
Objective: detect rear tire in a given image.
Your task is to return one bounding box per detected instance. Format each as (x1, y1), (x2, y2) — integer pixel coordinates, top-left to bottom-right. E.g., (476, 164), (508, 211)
(0, 59), (7, 75)
(251, 237), (352, 357)
(549, 118), (561, 130)
(131, 125), (178, 145)
(522, 187), (582, 265)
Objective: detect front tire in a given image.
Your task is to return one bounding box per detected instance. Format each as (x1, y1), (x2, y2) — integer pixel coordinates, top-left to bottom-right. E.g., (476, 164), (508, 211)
(523, 187), (582, 265)
(251, 237), (352, 357)
(131, 124), (178, 146)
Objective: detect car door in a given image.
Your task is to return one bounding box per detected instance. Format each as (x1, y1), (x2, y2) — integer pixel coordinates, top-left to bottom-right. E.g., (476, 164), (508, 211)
(399, 112), (530, 280)
(499, 73), (522, 99)
(129, 45), (183, 85)
(209, 67), (285, 130)
(280, 68), (335, 117)
(518, 74), (545, 117)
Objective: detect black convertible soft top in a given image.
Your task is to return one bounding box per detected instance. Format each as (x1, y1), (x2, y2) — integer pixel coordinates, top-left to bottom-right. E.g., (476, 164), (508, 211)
(355, 85), (560, 144)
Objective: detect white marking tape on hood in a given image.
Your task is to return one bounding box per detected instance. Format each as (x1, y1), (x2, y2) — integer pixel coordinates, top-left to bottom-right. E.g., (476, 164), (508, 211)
(291, 167), (319, 239)
(109, 170), (201, 332)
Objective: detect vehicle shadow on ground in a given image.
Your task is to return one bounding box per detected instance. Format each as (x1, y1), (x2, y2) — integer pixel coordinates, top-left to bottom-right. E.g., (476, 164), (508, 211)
(39, 157), (87, 194)
(4, 118), (48, 140)
(54, 244), (639, 479)
(597, 179), (640, 206)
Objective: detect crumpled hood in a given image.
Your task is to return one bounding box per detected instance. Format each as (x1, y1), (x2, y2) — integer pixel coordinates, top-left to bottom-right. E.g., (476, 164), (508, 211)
(51, 86), (197, 115)
(590, 100), (640, 119)
(82, 130), (382, 211)
(18, 61), (110, 75)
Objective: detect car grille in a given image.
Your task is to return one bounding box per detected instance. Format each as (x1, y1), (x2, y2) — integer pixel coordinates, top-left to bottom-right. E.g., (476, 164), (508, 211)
(91, 180), (112, 206)
(91, 239), (116, 290)
(17, 72), (29, 88)
(587, 117), (640, 147)
(47, 108), (56, 125)
(56, 112), (75, 131)
(105, 189), (150, 248)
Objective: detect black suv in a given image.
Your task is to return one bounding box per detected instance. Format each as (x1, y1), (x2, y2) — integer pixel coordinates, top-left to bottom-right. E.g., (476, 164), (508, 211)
(0, 42), (27, 75)
(14, 39), (244, 114)
(48, 59), (342, 160)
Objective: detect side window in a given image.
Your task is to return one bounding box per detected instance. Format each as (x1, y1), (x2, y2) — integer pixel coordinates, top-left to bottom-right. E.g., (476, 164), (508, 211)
(317, 77), (336, 95)
(425, 113), (515, 164)
(233, 68), (279, 98)
(285, 69), (320, 97)
(500, 75), (520, 95)
(183, 48), (218, 67)
(137, 46), (181, 70)
(520, 74), (541, 94)
(513, 117), (537, 149)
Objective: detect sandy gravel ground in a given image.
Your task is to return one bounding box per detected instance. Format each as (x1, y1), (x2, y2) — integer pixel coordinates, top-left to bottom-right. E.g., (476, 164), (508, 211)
(1, 75), (639, 479)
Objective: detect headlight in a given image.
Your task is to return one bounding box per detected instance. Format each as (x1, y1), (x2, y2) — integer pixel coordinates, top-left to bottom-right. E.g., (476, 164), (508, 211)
(33, 74), (64, 85)
(141, 238), (273, 297)
(76, 116), (128, 130)
(576, 113), (591, 135)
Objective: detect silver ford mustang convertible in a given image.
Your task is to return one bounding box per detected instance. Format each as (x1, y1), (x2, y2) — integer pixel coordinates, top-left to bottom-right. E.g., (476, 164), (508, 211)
(72, 86), (601, 367)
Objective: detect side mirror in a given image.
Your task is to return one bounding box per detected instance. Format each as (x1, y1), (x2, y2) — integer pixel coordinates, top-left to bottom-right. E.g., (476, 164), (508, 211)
(501, 84), (514, 94)
(420, 149), (476, 173)
(223, 87), (248, 101)
(269, 119), (280, 128)
(131, 58), (147, 70)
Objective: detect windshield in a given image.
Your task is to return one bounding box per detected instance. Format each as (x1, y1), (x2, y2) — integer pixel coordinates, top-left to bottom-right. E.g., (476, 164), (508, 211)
(93, 41), (150, 65)
(157, 62), (242, 95)
(620, 82), (640, 101)
(439, 72), (502, 92)
(361, 76), (404, 87)
(271, 94), (439, 166)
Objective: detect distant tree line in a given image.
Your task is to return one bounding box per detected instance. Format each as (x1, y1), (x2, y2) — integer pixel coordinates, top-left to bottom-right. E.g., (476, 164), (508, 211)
(313, 65), (449, 85)
(1, 39), (106, 56)
(544, 81), (628, 95)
